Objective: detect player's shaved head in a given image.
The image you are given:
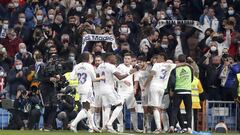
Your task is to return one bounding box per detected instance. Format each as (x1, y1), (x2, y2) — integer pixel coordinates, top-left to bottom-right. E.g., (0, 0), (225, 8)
(105, 53), (117, 64)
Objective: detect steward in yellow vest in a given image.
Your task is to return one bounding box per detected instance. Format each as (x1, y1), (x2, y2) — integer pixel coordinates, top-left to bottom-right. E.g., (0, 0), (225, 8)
(64, 72), (80, 111)
(180, 76), (204, 109)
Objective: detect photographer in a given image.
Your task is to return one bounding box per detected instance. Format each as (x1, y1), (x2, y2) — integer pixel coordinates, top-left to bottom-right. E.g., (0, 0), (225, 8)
(10, 85), (41, 130)
(38, 54), (65, 131)
(57, 86), (75, 130)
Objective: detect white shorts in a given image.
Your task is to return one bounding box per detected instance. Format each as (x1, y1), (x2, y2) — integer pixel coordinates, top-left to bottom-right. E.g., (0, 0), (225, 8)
(119, 93), (137, 109)
(80, 90), (94, 105)
(141, 89), (149, 106)
(95, 90), (122, 107)
(94, 94), (102, 108)
(160, 94), (170, 109)
(148, 89), (164, 107)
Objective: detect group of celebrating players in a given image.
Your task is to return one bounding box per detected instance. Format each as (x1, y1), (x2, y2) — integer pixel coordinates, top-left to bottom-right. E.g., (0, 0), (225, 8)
(68, 52), (178, 134)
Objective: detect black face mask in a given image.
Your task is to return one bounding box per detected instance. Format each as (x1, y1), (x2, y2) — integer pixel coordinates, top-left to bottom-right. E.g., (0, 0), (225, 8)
(212, 36), (225, 43)
(94, 51), (102, 56)
(222, 54), (229, 59)
(212, 63), (220, 67)
(121, 50), (129, 55)
(68, 23), (75, 28)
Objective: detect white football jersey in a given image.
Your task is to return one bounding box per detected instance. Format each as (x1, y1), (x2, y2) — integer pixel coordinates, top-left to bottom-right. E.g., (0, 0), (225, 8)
(150, 63), (176, 91)
(134, 65), (152, 90)
(70, 62), (96, 94)
(96, 62), (117, 94)
(93, 67), (100, 95)
(116, 64), (133, 94)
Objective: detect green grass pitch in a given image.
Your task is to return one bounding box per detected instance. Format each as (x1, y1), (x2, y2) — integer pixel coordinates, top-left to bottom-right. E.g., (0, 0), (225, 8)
(0, 130), (239, 135)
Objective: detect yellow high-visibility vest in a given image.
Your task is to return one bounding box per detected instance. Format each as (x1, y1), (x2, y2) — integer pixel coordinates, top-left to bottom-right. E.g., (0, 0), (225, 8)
(236, 73), (240, 97)
(180, 77), (203, 109)
(64, 72), (80, 102)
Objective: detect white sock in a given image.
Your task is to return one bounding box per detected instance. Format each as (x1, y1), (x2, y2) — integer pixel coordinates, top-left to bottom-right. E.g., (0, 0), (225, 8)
(95, 112), (101, 128)
(87, 110), (96, 129)
(131, 112), (138, 130)
(103, 107), (111, 127)
(153, 109), (161, 130)
(71, 109), (87, 127)
(161, 110), (169, 131)
(107, 105), (123, 125)
(117, 111), (124, 126)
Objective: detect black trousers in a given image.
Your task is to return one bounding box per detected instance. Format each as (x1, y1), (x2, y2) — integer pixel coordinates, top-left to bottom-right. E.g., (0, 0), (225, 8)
(28, 109), (41, 129)
(41, 86), (58, 129)
(170, 93), (192, 128)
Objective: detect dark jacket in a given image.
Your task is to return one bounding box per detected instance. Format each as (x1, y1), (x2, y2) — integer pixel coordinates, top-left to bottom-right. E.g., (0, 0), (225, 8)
(198, 56), (222, 88)
(58, 94), (75, 114)
(7, 67), (28, 96)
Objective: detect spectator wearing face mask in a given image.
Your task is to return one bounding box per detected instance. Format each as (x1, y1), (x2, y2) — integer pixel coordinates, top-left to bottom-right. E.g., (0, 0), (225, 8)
(1, 28), (23, 57)
(46, 8), (56, 24)
(5, 1), (24, 28)
(15, 43), (34, 67)
(7, 59), (28, 99)
(52, 14), (67, 36)
(0, 19), (9, 39)
(67, 1), (85, 18)
(24, 0), (46, 28)
(154, 35), (177, 60)
(118, 22), (139, 54)
(0, 44), (12, 73)
(214, 0), (228, 22)
(198, 52), (222, 100)
(219, 56), (240, 101)
(202, 7), (219, 32)
(59, 34), (76, 61)
(14, 13), (32, 51)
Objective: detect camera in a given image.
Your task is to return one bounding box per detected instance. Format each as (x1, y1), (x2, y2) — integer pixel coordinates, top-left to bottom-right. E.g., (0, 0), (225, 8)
(45, 58), (69, 88)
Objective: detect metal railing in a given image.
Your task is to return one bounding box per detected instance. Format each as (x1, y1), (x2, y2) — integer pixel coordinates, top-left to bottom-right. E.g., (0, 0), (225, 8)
(205, 100), (238, 131)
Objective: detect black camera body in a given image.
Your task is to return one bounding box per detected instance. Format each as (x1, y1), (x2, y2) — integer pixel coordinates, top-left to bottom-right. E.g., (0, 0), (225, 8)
(45, 60), (69, 88)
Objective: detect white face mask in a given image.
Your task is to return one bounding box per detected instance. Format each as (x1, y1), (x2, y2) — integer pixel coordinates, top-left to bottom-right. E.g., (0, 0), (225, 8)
(107, 9), (113, 15)
(228, 10), (234, 15)
(20, 48), (27, 54)
(14, 2), (19, 8)
(16, 65), (22, 70)
(161, 44), (168, 48)
(117, 3), (123, 8)
(166, 9), (172, 15)
(210, 46), (217, 52)
(76, 6), (82, 12)
(120, 27), (130, 34)
(36, 15), (43, 21)
(81, 0), (86, 6)
(96, 5), (102, 10)
(130, 4), (136, 9)
(69, 56), (75, 61)
(175, 30), (181, 36)
(48, 15), (54, 20)
(19, 18), (26, 23)
(222, 3), (228, 8)
(160, 15), (165, 19)
(3, 24), (9, 29)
